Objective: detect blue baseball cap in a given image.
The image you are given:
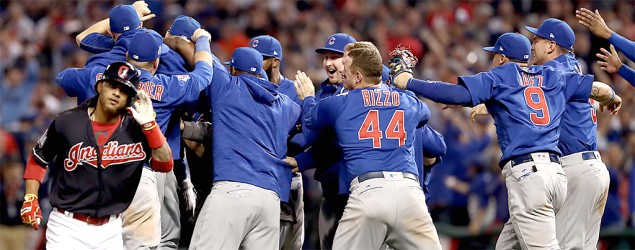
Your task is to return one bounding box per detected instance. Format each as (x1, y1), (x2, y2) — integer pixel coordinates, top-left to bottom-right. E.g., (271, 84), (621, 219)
(249, 35), (282, 59)
(109, 5), (141, 34)
(315, 33), (356, 54)
(483, 33), (531, 61)
(128, 31), (163, 62)
(168, 15), (201, 39)
(525, 18), (575, 50)
(223, 47), (263, 74)
(147, 29), (170, 56)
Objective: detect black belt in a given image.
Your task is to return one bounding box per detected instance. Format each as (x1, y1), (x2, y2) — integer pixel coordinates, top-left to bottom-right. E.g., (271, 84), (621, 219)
(509, 153), (560, 168)
(580, 152), (597, 160)
(357, 172), (418, 183)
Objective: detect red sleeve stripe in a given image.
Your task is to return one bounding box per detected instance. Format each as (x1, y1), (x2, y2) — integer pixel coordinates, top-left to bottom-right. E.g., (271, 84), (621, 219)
(24, 155), (47, 183)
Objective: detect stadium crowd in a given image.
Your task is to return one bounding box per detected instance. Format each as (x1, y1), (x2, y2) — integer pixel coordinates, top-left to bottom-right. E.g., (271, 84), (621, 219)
(0, 0), (633, 249)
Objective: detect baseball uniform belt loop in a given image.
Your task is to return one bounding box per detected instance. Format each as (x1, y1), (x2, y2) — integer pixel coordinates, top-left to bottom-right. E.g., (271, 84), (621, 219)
(357, 171), (418, 183)
(55, 208), (120, 226)
(509, 153), (560, 168)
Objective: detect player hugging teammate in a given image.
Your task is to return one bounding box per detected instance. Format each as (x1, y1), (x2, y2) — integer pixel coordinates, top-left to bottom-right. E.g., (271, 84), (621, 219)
(20, 2), (633, 249)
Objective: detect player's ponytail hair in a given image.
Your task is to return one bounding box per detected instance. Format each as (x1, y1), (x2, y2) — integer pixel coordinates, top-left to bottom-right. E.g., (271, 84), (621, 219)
(344, 42), (383, 84)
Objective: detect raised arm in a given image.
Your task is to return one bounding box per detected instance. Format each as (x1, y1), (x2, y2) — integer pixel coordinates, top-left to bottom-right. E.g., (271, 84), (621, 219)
(576, 8), (635, 61)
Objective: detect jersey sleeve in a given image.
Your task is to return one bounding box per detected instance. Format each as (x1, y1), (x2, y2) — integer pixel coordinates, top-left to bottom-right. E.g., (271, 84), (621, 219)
(419, 125), (447, 158)
(301, 96), (339, 146)
(618, 65), (635, 86)
(416, 99), (431, 128)
(458, 70), (499, 106)
(79, 33), (115, 54)
(55, 68), (100, 101)
(563, 73), (594, 102)
(32, 120), (60, 165)
(165, 61), (215, 106)
(608, 33), (635, 62)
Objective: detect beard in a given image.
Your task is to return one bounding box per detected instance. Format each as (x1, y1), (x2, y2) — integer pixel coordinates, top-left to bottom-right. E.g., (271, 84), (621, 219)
(264, 65), (273, 81)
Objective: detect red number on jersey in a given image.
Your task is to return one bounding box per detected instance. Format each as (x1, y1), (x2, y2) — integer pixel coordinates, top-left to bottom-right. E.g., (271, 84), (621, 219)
(358, 110), (406, 148)
(358, 110), (382, 148)
(589, 99), (597, 124)
(523, 87), (551, 126)
(386, 110), (406, 146)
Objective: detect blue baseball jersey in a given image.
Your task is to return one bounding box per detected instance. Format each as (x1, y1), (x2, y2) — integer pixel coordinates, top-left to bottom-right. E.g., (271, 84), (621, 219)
(138, 60), (213, 136)
(460, 63), (592, 166)
(417, 125), (446, 197)
(205, 64), (301, 202)
(55, 66), (104, 105)
(279, 76), (302, 105)
(545, 54), (596, 155)
(302, 86), (431, 187)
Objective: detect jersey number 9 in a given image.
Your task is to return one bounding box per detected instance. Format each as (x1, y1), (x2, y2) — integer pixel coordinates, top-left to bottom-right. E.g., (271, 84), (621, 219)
(524, 87), (551, 126)
(358, 110), (406, 148)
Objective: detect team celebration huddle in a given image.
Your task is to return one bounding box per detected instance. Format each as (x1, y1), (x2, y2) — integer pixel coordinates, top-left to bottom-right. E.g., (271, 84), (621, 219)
(13, 1), (635, 249)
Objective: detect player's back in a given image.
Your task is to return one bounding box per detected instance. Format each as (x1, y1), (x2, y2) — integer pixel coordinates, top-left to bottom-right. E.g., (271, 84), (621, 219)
(326, 87), (430, 187)
(460, 63), (571, 166)
(546, 54), (597, 155)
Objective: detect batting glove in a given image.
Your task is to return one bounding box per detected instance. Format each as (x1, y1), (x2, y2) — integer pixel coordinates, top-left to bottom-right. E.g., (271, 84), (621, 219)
(179, 179), (197, 222)
(127, 90), (156, 126)
(21, 194), (42, 230)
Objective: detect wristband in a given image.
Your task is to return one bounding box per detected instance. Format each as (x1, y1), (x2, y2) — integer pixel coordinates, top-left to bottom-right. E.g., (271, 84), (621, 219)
(609, 90), (615, 102)
(24, 194), (38, 200)
(142, 121), (166, 149)
(195, 36), (211, 54)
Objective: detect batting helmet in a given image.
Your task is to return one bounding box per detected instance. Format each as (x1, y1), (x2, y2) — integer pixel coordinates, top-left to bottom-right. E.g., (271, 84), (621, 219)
(97, 61), (141, 106)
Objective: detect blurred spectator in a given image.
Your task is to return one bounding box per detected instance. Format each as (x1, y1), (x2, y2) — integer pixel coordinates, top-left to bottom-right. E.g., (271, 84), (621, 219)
(0, 160), (30, 250)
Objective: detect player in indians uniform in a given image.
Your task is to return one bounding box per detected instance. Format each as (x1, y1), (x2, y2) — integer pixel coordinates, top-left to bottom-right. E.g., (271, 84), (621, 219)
(295, 42), (442, 249)
(19, 61), (173, 250)
(392, 32), (620, 249)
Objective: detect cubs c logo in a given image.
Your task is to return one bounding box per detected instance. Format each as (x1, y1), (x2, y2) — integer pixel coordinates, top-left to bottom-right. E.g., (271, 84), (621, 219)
(118, 65), (130, 78)
(328, 37), (336, 45)
(252, 40), (259, 48)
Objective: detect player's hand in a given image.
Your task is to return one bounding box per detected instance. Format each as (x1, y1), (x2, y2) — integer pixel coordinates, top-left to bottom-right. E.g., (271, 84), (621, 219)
(179, 179), (197, 222)
(576, 8), (612, 40)
(294, 70), (315, 101)
(132, 1), (155, 22)
(389, 45), (418, 89)
(127, 90), (155, 125)
(597, 45), (624, 74)
(283, 157), (299, 173)
(20, 194), (42, 230)
(470, 104), (490, 121)
(191, 29), (211, 42)
(599, 94), (622, 116)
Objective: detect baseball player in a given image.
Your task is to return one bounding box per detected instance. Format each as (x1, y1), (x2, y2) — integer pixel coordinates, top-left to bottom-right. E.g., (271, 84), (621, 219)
(391, 32), (621, 249)
(248, 35), (305, 249)
(287, 33), (356, 250)
(294, 41), (442, 249)
(189, 47), (300, 249)
(20, 61), (173, 250)
(576, 8), (635, 85)
(525, 19), (617, 249)
(124, 28), (214, 249)
(381, 65), (447, 198)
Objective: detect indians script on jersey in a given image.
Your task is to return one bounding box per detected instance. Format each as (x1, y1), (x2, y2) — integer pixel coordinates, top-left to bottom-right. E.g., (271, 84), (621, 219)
(64, 141), (146, 171)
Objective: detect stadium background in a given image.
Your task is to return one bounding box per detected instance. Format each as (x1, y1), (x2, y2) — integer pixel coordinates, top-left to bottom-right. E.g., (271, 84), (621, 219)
(0, 0), (633, 249)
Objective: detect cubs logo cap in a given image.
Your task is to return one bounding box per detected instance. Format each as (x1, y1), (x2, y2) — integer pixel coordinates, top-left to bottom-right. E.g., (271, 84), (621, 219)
(128, 31), (165, 62)
(315, 33), (356, 55)
(525, 18), (575, 50)
(250, 35), (282, 59)
(168, 15), (201, 39)
(109, 5), (141, 34)
(223, 47), (264, 74)
(483, 33), (531, 62)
